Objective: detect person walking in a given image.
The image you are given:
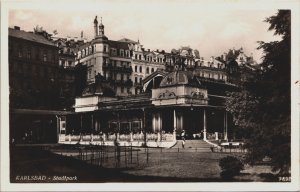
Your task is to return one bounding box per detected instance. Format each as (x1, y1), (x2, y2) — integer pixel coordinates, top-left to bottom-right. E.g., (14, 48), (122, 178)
(181, 130), (186, 140)
(181, 130), (186, 148)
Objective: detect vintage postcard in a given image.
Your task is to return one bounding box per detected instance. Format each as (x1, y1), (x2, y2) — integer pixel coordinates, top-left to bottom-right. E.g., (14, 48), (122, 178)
(1, 0), (299, 191)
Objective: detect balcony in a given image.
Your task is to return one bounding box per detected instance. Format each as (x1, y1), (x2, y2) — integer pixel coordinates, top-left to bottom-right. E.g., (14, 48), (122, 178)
(103, 64), (132, 73)
(106, 78), (133, 87)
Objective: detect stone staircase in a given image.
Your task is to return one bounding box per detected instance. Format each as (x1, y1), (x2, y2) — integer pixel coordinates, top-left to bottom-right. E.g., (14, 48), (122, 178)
(171, 140), (214, 152)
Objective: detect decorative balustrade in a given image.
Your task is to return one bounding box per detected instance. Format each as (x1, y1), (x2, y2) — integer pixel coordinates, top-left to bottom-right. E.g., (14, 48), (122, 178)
(103, 65), (132, 73)
(82, 135), (92, 141)
(93, 135), (106, 141)
(132, 133), (144, 141)
(146, 133), (158, 141)
(107, 134), (116, 141)
(119, 134), (131, 141)
(161, 133), (174, 141)
(62, 132), (176, 143)
(70, 135), (81, 141)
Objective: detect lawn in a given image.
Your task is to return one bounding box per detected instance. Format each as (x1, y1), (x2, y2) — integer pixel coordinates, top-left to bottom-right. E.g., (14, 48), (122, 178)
(10, 145), (276, 182)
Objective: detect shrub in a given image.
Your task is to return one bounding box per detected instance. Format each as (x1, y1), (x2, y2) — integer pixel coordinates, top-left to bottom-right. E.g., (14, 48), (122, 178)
(219, 156), (244, 180)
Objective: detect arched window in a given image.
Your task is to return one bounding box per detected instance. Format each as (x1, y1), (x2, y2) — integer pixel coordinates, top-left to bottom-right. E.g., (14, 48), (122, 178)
(151, 68), (154, 73)
(139, 55), (141, 60)
(146, 67), (149, 74)
(135, 66), (137, 72)
(140, 66), (142, 73)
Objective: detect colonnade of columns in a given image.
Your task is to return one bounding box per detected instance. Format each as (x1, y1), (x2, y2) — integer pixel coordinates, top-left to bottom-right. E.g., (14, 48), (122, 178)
(150, 108), (228, 141)
(61, 108), (229, 141)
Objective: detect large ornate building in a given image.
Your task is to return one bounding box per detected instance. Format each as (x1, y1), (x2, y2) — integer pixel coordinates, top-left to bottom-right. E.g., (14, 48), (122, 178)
(9, 16), (257, 146)
(75, 16), (242, 97)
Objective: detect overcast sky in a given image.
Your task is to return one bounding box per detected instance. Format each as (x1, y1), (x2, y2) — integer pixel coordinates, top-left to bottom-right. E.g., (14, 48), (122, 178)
(8, 0), (282, 62)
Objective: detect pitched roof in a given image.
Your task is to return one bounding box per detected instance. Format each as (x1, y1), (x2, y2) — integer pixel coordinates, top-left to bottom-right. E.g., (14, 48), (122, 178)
(9, 28), (56, 47)
(108, 40), (130, 50)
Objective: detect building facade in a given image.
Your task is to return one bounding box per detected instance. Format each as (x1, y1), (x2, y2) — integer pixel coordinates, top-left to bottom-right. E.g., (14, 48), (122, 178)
(53, 16), (258, 147)
(9, 26), (60, 109)
(8, 17), (256, 146)
(75, 16), (233, 97)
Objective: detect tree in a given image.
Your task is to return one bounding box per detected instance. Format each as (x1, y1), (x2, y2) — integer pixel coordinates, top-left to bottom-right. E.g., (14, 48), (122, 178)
(225, 10), (291, 175)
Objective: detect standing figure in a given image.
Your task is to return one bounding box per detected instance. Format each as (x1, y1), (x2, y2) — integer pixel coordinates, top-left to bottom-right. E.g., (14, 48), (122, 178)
(181, 130), (186, 140)
(181, 130), (186, 148)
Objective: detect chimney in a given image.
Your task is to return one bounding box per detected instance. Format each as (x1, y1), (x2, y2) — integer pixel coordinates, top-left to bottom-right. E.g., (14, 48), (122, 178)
(148, 49), (150, 52)
(14, 26), (20, 30)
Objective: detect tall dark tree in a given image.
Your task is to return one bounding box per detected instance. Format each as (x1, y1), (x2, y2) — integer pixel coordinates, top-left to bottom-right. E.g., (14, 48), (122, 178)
(225, 10), (291, 175)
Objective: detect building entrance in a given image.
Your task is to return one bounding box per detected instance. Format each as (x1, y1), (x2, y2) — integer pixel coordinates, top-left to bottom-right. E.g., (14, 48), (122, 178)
(184, 109), (202, 139)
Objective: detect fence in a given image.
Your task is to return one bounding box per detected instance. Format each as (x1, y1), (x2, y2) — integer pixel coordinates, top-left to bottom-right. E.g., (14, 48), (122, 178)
(50, 142), (246, 169)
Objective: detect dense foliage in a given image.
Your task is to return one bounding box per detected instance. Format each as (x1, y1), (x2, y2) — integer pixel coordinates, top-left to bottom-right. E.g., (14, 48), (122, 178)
(225, 10), (291, 174)
(219, 156), (244, 180)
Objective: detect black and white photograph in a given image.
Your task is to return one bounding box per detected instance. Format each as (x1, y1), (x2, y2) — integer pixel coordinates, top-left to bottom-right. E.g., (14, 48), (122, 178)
(1, 0), (299, 191)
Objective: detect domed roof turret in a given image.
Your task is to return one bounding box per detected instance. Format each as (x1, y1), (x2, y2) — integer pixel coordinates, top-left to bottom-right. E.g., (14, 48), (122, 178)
(92, 16), (108, 43)
(159, 70), (201, 87)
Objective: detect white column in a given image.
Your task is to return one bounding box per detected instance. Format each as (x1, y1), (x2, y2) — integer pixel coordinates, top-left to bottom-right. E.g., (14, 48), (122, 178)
(224, 111), (228, 140)
(91, 114), (94, 133)
(152, 114), (155, 132)
(129, 122), (133, 141)
(158, 113), (162, 141)
(158, 113), (161, 131)
(173, 109), (177, 140)
(203, 109), (207, 141)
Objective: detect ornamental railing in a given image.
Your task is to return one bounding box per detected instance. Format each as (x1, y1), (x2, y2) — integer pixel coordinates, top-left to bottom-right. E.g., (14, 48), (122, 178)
(61, 132), (175, 143)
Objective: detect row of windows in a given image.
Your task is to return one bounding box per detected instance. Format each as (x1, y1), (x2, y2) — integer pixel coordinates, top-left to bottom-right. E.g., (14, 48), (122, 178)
(59, 59), (74, 68)
(134, 54), (165, 63)
(200, 72), (226, 80)
(134, 66), (155, 74)
(88, 71), (131, 82)
(104, 72), (130, 81)
(10, 44), (56, 63)
(80, 46), (94, 58)
(110, 48), (130, 58)
(106, 59), (130, 67)
(199, 62), (225, 69)
(108, 85), (131, 94)
(10, 62), (57, 79)
(134, 76), (143, 84)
